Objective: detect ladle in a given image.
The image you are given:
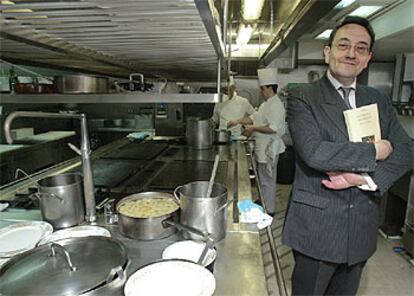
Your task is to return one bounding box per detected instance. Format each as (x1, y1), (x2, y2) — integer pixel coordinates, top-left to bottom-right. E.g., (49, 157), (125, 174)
(206, 154), (220, 198)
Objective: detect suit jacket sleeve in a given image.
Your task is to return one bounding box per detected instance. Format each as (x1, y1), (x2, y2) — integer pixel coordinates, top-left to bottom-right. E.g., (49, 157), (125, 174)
(288, 83), (413, 195)
(287, 84), (377, 173)
(366, 89), (413, 194)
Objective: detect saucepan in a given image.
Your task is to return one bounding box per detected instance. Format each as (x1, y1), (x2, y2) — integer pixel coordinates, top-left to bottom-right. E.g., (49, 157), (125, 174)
(116, 192), (209, 241)
(214, 129), (231, 144)
(34, 173), (85, 229)
(54, 75), (109, 94)
(116, 192), (179, 240)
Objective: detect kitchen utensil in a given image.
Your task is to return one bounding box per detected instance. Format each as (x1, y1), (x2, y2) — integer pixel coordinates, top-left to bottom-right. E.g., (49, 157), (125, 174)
(118, 73), (153, 92)
(0, 237), (128, 296)
(214, 129), (231, 144)
(116, 192), (180, 240)
(197, 236), (215, 267)
(185, 117), (213, 150)
(162, 240), (217, 272)
(206, 154), (220, 198)
(174, 181), (228, 241)
(54, 75), (108, 94)
(36, 173), (85, 229)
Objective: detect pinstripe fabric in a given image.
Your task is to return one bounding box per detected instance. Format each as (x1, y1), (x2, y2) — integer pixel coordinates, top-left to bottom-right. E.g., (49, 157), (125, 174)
(282, 75), (413, 265)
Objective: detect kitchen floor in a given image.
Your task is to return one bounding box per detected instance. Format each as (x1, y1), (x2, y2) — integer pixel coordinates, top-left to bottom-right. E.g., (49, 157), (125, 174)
(263, 184), (414, 296)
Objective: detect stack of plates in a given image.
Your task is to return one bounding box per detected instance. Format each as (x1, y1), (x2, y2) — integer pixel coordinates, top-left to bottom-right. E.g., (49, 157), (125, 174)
(0, 221), (53, 267)
(0, 223), (111, 269)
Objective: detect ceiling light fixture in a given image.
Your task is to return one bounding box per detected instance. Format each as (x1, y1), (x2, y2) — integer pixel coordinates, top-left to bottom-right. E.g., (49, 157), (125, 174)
(15, 15), (48, 20)
(236, 24), (254, 46)
(2, 9), (33, 13)
(334, 0), (356, 9)
(349, 6), (383, 17)
(316, 29), (333, 40)
(242, 0), (265, 21)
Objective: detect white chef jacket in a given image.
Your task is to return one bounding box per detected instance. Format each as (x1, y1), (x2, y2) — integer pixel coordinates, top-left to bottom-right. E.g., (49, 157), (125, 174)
(212, 93), (255, 137)
(250, 94), (286, 164)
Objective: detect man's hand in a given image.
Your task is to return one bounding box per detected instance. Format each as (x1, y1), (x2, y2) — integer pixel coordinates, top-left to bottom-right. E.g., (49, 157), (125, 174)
(374, 140), (393, 161)
(227, 119), (239, 128)
(321, 172), (366, 190)
(242, 125), (255, 138)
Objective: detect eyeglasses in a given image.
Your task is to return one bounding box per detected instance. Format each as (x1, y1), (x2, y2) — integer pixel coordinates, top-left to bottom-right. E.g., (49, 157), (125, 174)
(334, 42), (370, 55)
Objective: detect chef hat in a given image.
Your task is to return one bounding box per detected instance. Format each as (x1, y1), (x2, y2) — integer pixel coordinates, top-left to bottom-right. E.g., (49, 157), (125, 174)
(257, 68), (278, 86)
(228, 75), (235, 86)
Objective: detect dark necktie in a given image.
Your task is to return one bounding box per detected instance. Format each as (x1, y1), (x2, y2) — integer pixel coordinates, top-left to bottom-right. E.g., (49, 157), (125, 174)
(340, 87), (353, 109)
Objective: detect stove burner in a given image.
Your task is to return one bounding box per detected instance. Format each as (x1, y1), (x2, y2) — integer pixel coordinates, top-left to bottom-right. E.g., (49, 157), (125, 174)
(11, 188), (40, 209)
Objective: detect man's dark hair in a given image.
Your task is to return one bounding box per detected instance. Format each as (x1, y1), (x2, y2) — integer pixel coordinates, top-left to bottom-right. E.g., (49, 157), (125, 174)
(264, 84), (278, 93)
(328, 16), (375, 51)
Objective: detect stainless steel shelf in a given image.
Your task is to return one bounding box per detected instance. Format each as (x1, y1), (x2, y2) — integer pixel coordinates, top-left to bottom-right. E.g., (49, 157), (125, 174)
(0, 93), (219, 104)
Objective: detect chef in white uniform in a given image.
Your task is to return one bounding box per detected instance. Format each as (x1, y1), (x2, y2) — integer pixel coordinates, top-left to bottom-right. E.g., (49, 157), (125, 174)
(228, 68), (286, 215)
(211, 76), (255, 138)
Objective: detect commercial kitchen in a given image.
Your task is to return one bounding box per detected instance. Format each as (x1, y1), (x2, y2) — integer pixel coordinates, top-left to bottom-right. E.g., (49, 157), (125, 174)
(0, 0), (413, 295)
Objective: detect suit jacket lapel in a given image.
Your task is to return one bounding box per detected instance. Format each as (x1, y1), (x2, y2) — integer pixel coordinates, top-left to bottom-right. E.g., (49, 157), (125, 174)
(318, 76), (349, 138)
(355, 85), (375, 107)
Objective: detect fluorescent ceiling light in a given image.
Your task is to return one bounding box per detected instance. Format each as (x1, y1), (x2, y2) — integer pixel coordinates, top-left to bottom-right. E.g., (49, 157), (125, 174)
(334, 0), (356, 9)
(316, 29), (332, 40)
(15, 15), (48, 19)
(236, 24), (254, 46)
(1, 1), (15, 4)
(2, 9), (33, 13)
(349, 6), (382, 17)
(242, 0), (265, 21)
(230, 43), (271, 58)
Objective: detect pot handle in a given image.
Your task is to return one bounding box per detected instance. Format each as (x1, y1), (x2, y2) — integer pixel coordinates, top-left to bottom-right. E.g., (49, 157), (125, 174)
(29, 192), (41, 200)
(105, 263), (128, 284)
(49, 243), (77, 272)
(172, 186), (182, 204)
(163, 219), (209, 240)
(214, 199), (234, 215)
(37, 192), (65, 203)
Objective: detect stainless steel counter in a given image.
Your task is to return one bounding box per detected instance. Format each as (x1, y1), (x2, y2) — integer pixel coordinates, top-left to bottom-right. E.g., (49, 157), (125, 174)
(103, 220), (267, 295)
(0, 139), (269, 295)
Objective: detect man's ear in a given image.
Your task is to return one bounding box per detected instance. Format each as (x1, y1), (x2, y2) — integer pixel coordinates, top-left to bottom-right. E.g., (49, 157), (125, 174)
(323, 46), (331, 65)
(363, 52), (373, 69)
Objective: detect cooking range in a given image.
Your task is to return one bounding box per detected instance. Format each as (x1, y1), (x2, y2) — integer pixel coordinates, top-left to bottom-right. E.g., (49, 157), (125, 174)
(10, 140), (231, 208)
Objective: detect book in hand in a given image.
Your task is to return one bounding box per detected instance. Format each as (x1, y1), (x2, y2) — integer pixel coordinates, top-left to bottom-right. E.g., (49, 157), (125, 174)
(343, 103), (381, 143)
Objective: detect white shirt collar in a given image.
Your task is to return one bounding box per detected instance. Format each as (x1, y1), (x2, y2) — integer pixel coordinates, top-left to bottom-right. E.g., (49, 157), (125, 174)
(327, 70), (356, 91)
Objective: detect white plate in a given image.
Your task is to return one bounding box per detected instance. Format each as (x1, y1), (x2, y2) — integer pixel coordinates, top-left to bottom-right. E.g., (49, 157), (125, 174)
(0, 258), (10, 268)
(162, 240), (216, 266)
(38, 225), (111, 245)
(124, 260), (215, 296)
(0, 221), (53, 258)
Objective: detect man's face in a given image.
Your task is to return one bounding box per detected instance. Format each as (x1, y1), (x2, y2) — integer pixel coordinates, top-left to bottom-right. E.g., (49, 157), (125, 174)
(324, 23), (372, 85)
(260, 85), (272, 99)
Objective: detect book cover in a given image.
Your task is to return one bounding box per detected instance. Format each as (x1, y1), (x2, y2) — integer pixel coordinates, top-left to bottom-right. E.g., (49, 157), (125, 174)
(343, 103), (381, 143)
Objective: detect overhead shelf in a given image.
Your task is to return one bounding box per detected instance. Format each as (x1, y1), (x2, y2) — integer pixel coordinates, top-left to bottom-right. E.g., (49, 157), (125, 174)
(0, 93), (220, 104)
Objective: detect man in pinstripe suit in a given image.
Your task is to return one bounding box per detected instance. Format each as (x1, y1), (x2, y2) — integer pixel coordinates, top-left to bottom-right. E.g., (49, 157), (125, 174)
(282, 16), (413, 295)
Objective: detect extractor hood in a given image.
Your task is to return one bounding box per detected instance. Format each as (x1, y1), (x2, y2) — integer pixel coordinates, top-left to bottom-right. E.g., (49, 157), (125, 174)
(0, 0), (224, 81)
